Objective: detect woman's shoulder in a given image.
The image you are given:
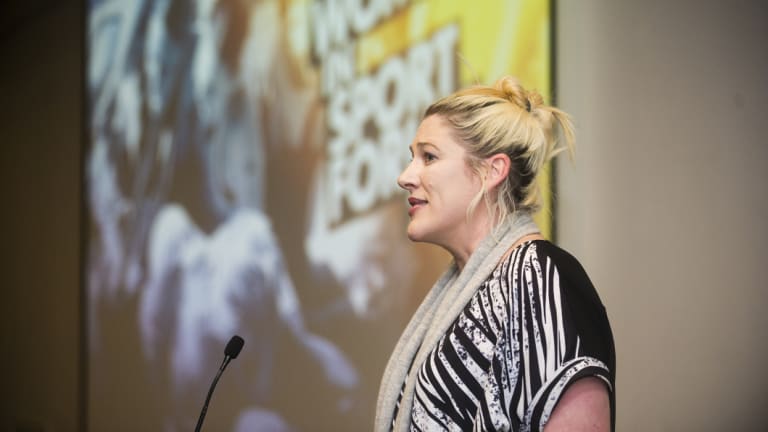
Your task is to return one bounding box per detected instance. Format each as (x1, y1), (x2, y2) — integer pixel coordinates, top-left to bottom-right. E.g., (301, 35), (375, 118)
(533, 240), (590, 274)
(504, 240), (605, 307)
(509, 240), (590, 278)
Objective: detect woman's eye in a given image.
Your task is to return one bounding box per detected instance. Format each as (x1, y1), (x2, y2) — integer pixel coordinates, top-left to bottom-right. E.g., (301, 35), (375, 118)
(424, 152), (437, 163)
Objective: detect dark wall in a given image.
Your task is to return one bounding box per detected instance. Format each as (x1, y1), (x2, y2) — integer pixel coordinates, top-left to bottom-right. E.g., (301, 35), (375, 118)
(0, 2), (84, 431)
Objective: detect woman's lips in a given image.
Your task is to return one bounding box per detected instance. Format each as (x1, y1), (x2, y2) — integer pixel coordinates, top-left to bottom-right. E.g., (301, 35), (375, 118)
(408, 197), (427, 217)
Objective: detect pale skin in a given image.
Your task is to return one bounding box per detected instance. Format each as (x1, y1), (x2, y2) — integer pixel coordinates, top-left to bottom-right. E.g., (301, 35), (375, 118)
(543, 377), (611, 432)
(399, 115), (611, 431)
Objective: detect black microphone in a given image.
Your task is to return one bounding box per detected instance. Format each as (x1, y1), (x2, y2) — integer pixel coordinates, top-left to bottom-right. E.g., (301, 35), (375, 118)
(194, 335), (245, 432)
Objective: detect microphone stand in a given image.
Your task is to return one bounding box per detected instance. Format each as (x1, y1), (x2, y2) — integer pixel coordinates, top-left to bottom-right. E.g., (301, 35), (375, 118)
(194, 356), (232, 432)
(194, 336), (243, 432)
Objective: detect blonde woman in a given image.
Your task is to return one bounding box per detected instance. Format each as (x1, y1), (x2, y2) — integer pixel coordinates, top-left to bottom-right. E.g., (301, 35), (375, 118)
(376, 77), (615, 431)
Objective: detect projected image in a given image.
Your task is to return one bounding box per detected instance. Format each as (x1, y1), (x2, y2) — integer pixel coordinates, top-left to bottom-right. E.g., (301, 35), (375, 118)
(86, 0), (551, 430)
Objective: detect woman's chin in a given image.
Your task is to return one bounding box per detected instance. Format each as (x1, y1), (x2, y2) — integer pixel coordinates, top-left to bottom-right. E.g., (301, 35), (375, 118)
(406, 225), (424, 242)
(406, 223), (434, 244)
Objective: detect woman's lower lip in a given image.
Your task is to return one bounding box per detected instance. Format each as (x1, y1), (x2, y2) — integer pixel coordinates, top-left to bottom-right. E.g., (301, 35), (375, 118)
(408, 204), (424, 217)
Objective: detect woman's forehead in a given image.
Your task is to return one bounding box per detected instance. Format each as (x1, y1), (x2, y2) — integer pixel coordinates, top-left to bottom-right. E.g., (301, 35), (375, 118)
(412, 116), (459, 146)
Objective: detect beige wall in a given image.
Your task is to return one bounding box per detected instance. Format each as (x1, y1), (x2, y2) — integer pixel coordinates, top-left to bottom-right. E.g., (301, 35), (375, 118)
(0, 3), (83, 432)
(556, 1), (768, 430)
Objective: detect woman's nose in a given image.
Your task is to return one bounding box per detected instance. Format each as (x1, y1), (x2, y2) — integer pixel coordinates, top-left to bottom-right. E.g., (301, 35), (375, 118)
(397, 161), (417, 191)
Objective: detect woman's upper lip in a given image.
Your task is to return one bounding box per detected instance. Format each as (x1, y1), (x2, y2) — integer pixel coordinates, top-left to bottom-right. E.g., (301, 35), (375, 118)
(408, 197), (427, 206)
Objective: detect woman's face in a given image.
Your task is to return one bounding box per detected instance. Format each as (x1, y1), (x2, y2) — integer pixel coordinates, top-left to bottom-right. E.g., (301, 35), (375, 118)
(397, 115), (484, 249)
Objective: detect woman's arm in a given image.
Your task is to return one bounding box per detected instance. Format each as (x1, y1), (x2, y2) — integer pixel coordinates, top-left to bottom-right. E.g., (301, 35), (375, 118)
(543, 377), (611, 432)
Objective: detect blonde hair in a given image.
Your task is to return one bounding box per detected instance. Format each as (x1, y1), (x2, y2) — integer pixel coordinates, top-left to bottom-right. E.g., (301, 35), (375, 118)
(424, 76), (575, 227)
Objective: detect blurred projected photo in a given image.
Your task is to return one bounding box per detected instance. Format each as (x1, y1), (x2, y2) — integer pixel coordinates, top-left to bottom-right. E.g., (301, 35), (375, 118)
(86, 0), (551, 430)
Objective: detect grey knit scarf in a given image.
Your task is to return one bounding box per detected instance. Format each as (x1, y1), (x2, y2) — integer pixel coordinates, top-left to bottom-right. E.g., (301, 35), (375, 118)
(374, 212), (540, 431)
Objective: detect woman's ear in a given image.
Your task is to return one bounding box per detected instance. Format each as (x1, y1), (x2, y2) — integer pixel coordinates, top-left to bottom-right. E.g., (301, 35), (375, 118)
(485, 153), (511, 189)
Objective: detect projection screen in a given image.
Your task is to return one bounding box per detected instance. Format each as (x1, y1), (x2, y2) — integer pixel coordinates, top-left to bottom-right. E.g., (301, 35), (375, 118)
(86, 0), (552, 430)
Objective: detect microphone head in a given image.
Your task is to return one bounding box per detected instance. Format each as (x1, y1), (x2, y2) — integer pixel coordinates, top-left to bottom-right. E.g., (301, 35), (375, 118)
(224, 335), (245, 359)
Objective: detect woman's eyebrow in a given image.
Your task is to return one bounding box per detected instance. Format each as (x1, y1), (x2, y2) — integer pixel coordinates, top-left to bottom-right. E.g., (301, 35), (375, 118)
(415, 142), (438, 152)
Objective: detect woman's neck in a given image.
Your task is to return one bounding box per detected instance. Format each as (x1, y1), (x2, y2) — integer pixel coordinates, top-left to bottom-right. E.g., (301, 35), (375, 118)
(450, 218), (543, 272)
(448, 217), (494, 271)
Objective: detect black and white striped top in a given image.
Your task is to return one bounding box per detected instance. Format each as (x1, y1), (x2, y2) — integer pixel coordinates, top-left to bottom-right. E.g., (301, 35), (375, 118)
(394, 240), (615, 431)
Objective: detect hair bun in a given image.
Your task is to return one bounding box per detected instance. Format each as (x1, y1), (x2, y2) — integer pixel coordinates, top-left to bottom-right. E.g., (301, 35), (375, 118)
(526, 90), (544, 112)
(495, 76), (539, 113)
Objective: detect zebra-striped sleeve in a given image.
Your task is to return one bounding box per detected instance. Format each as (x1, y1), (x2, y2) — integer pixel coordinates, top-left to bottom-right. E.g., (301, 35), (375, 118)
(500, 241), (614, 431)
